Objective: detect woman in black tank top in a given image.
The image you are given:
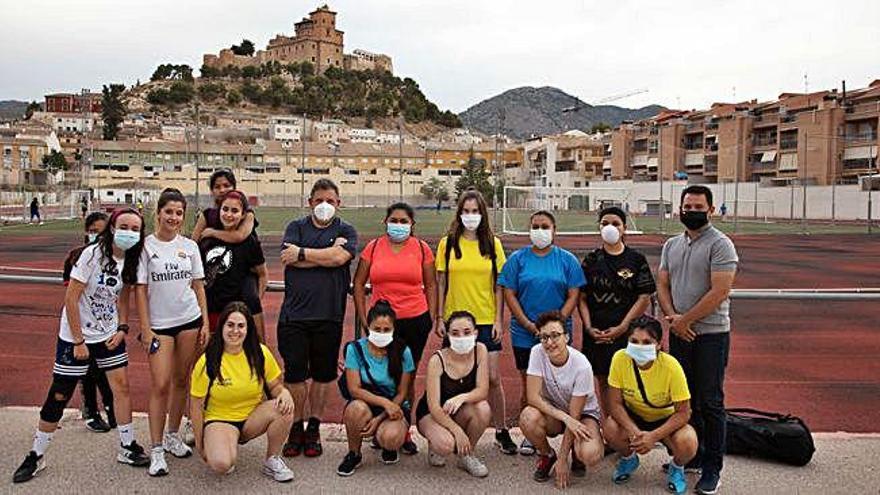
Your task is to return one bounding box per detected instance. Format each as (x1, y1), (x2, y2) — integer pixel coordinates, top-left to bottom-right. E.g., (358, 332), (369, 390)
(415, 311), (491, 477)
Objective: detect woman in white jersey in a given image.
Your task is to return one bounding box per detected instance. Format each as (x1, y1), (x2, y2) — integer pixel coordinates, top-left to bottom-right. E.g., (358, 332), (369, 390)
(136, 188), (210, 476)
(12, 208), (150, 483)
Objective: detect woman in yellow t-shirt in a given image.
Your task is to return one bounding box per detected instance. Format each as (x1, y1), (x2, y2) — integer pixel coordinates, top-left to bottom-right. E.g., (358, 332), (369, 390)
(190, 302), (295, 482)
(605, 316), (697, 494)
(434, 189), (514, 454)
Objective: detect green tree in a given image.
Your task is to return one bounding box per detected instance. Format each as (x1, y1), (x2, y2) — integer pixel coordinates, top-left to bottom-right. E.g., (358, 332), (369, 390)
(147, 88), (170, 105)
(197, 82), (226, 102)
(168, 82), (195, 104)
(231, 39), (255, 56)
(41, 150), (68, 171)
(455, 149), (494, 204)
(25, 101), (41, 119)
(590, 122), (611, 134)
(242, 65), (260, 79)
(200, 64), (220, 78)
(225, 89), (242, 106)
(420, 177), (450, 210)
(101, 84), (126, 140)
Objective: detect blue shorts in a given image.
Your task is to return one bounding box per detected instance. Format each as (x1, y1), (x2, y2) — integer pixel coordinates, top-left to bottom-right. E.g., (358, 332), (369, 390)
(476, 324), (502, 352)
(53, 337), (128, 378)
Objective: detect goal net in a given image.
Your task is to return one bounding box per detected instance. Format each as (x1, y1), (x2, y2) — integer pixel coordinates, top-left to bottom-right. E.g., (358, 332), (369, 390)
(502, 185), (642, 235)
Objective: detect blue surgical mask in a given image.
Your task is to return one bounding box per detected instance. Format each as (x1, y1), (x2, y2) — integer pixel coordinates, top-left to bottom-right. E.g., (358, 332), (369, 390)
(113, 229), (140, 251)
(87, 233), (98, 243)
(625, 342), (657, 366)
(386, 223), (411, 242)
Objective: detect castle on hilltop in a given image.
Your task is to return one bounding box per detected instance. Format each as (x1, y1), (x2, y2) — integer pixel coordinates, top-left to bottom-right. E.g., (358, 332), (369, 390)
(203, 4), (393, 74)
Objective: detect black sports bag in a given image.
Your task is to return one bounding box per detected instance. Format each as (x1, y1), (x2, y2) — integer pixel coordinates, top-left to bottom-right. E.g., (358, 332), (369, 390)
(725, 407), (815, 466)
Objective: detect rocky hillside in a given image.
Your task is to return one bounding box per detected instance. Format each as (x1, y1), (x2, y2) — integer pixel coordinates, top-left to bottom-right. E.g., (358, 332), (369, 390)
(459, 86), (664, 139)
(0, 100), (30, 121)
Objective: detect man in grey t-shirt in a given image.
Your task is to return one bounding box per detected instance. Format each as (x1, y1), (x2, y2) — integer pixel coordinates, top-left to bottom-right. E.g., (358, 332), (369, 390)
(657, 185), (737, 495)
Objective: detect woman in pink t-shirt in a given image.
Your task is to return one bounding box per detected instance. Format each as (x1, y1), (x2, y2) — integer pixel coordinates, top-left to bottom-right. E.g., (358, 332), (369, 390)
(353, 202), (437, 455)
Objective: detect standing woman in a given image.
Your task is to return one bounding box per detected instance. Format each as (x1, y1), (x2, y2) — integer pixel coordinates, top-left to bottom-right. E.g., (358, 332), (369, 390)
(352, 202), (435, 454)
(416, 311), (491, 478)
(200, 191), (268, 338)
(13, 208), (150, 483)
(578, 206), (655, 415)
(192, 169), (263, 336)
(64, 211), (116, 433)
(190, 302), (295, 482)
(434, 189), (514, 454)
(498, 210), (586, 456)
(136, 188), (210, 477)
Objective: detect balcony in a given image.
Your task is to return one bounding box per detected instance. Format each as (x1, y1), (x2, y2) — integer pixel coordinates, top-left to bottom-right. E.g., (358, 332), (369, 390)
(752, 136), (778, 148)
(780, 138), (798, 150)
(844, 132), (878, 144)
(705, 142), (719, 153)
(750, 161), (777, 173)
(684, 142), (703, 151)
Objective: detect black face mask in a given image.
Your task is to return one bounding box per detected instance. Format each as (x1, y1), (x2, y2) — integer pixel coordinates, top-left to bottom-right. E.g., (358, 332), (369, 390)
(680, 210), (709, 230)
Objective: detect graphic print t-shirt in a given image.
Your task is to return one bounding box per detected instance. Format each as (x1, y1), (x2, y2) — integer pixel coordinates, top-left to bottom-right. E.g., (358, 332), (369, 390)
(137, 234), (204, 329)
(201, 235), (265, 313)
(581, 246), (656, 331)
(59, 244), (125, 344)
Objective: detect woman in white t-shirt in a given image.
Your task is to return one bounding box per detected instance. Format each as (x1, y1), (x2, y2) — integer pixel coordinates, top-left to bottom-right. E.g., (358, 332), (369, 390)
(520, 311), (604, 490)
(13, 208), (150, 484)
(136, 188), (210, 477)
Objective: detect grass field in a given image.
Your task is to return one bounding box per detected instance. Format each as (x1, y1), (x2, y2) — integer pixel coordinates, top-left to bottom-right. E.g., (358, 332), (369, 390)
(1, 205), (876, 239)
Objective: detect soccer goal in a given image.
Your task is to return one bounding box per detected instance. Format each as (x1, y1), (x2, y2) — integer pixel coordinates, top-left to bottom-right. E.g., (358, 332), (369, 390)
(724, 199), (775, 223)
(502, 185), (642, 235)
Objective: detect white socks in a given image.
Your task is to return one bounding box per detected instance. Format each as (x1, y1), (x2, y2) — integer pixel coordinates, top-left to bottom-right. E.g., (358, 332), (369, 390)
(32, 430), (53, 456)
(118, 423), (134, 446)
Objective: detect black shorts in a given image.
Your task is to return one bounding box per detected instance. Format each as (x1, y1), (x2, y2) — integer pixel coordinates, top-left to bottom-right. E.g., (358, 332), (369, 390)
(624, 406), (669, 432)
(241, 275), (263, 315)
(204, 420), (249, 444)
(476, 324), (502, 353)
(348, 401), (412, 425)
(53, 337), (128, 378)
(277, 320), (342, 383)
(582, 333), (627, 376)
(513, 345), (535, 371)
(153, 315), (203, 337)
(394, 311), (432, 366)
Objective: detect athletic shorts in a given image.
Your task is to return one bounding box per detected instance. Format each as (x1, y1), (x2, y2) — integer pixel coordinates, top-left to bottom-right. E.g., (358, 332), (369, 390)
(204, 420), (249, 444)
(582, 333), (628, 377)
(547, 413), (600, 436)
(53, 337), (128, 378)
(153, 315), (203, 337)
(394, 311), (432, 366)
(476, 324), (502, 353)
(513, 345), (535, 371)
(277, 320), (342, 383)
(624, 405), (670, 432)
(347, 401), (412, 425)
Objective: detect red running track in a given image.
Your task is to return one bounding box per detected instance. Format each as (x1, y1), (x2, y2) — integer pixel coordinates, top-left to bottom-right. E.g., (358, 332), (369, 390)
(1, 232), (878, 432)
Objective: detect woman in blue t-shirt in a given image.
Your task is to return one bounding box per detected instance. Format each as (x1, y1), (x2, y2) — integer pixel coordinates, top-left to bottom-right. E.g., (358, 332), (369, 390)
(498, 210), (586, 455)
(336, 300), (415, 477)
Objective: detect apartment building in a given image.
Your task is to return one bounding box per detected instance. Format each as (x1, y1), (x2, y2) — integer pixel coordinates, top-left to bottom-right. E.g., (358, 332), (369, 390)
(511, 134), (605, 188)
(268, 115), (305, 141)
(1, 136), (52, 186)
(44, 92), (102, 114)
(609, 79), (880, 187)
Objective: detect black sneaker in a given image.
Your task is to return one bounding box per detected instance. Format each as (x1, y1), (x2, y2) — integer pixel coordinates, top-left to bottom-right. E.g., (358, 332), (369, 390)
(494, 428), (518, 455)
(13, 451), (45, 483)
(380, 449), (400, 465)
(570, 456), (586, 477)
(400, 431), (419, 455)
(85, 414), (111, 433)
(696, 470), (721, 495)
(533, 451), (557, 482)
(117, 441), (150, 467)
(336, 451), (362, 477)
(283, 428), (304, 457)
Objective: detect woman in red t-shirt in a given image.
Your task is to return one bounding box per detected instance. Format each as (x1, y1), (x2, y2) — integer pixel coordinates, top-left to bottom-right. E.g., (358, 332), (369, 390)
(353, 202), (437, 455)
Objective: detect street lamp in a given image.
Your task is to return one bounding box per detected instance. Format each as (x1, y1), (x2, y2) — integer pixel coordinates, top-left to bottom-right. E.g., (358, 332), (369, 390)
(300, 113), (307, 209)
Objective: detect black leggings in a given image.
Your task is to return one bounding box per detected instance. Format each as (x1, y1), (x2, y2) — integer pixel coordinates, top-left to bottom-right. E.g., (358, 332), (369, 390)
(81, 361), (114, 419)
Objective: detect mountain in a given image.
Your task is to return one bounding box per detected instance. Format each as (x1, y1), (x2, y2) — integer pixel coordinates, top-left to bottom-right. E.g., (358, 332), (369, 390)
(459, 86), (665, 139)
(0, 100), (30, 121)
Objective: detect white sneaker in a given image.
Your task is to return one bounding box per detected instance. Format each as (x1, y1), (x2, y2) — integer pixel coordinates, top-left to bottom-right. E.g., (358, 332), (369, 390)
(457, 455), (489, 478)
(429, 450), (446, 467)
(181, 419), (196, 446)
(262, 455), (294, 483)
(163, 431), (192, 458)
(148, 447), (168, 477)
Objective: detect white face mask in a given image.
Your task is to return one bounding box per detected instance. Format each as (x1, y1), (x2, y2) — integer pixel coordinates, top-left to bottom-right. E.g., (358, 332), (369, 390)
(460, 213), (481, 231)
(313, 201), (336, 223)
(368, 331), (394, 348)
(601, 224), (621, 245)
(449, 335), (477, 355)
(529, 228), (553, 249)
(625, 342), (657, 366)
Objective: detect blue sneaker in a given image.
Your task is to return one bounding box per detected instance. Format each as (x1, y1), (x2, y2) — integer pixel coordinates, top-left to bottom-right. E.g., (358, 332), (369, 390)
(696, 470), (721, 495)
(613, 454), (640, 484)
(666, 463), (687, 494)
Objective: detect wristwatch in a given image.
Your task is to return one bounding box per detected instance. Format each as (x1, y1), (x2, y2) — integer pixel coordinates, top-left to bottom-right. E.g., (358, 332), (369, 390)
(297, 247), (306, 262)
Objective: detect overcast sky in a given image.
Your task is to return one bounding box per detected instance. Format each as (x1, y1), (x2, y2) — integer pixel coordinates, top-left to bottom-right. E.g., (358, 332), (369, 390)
(3, 0), (878, 113)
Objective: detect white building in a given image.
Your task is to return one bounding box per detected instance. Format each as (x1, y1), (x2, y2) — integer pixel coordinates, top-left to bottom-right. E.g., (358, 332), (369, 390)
(350, 128), (378, 143)
(160, 125), (186, 142)
(51, 114), (96, 133)
(376, 131), (401, 145)
(268, 115), (304, 142)
(313, 119), (350, 143)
